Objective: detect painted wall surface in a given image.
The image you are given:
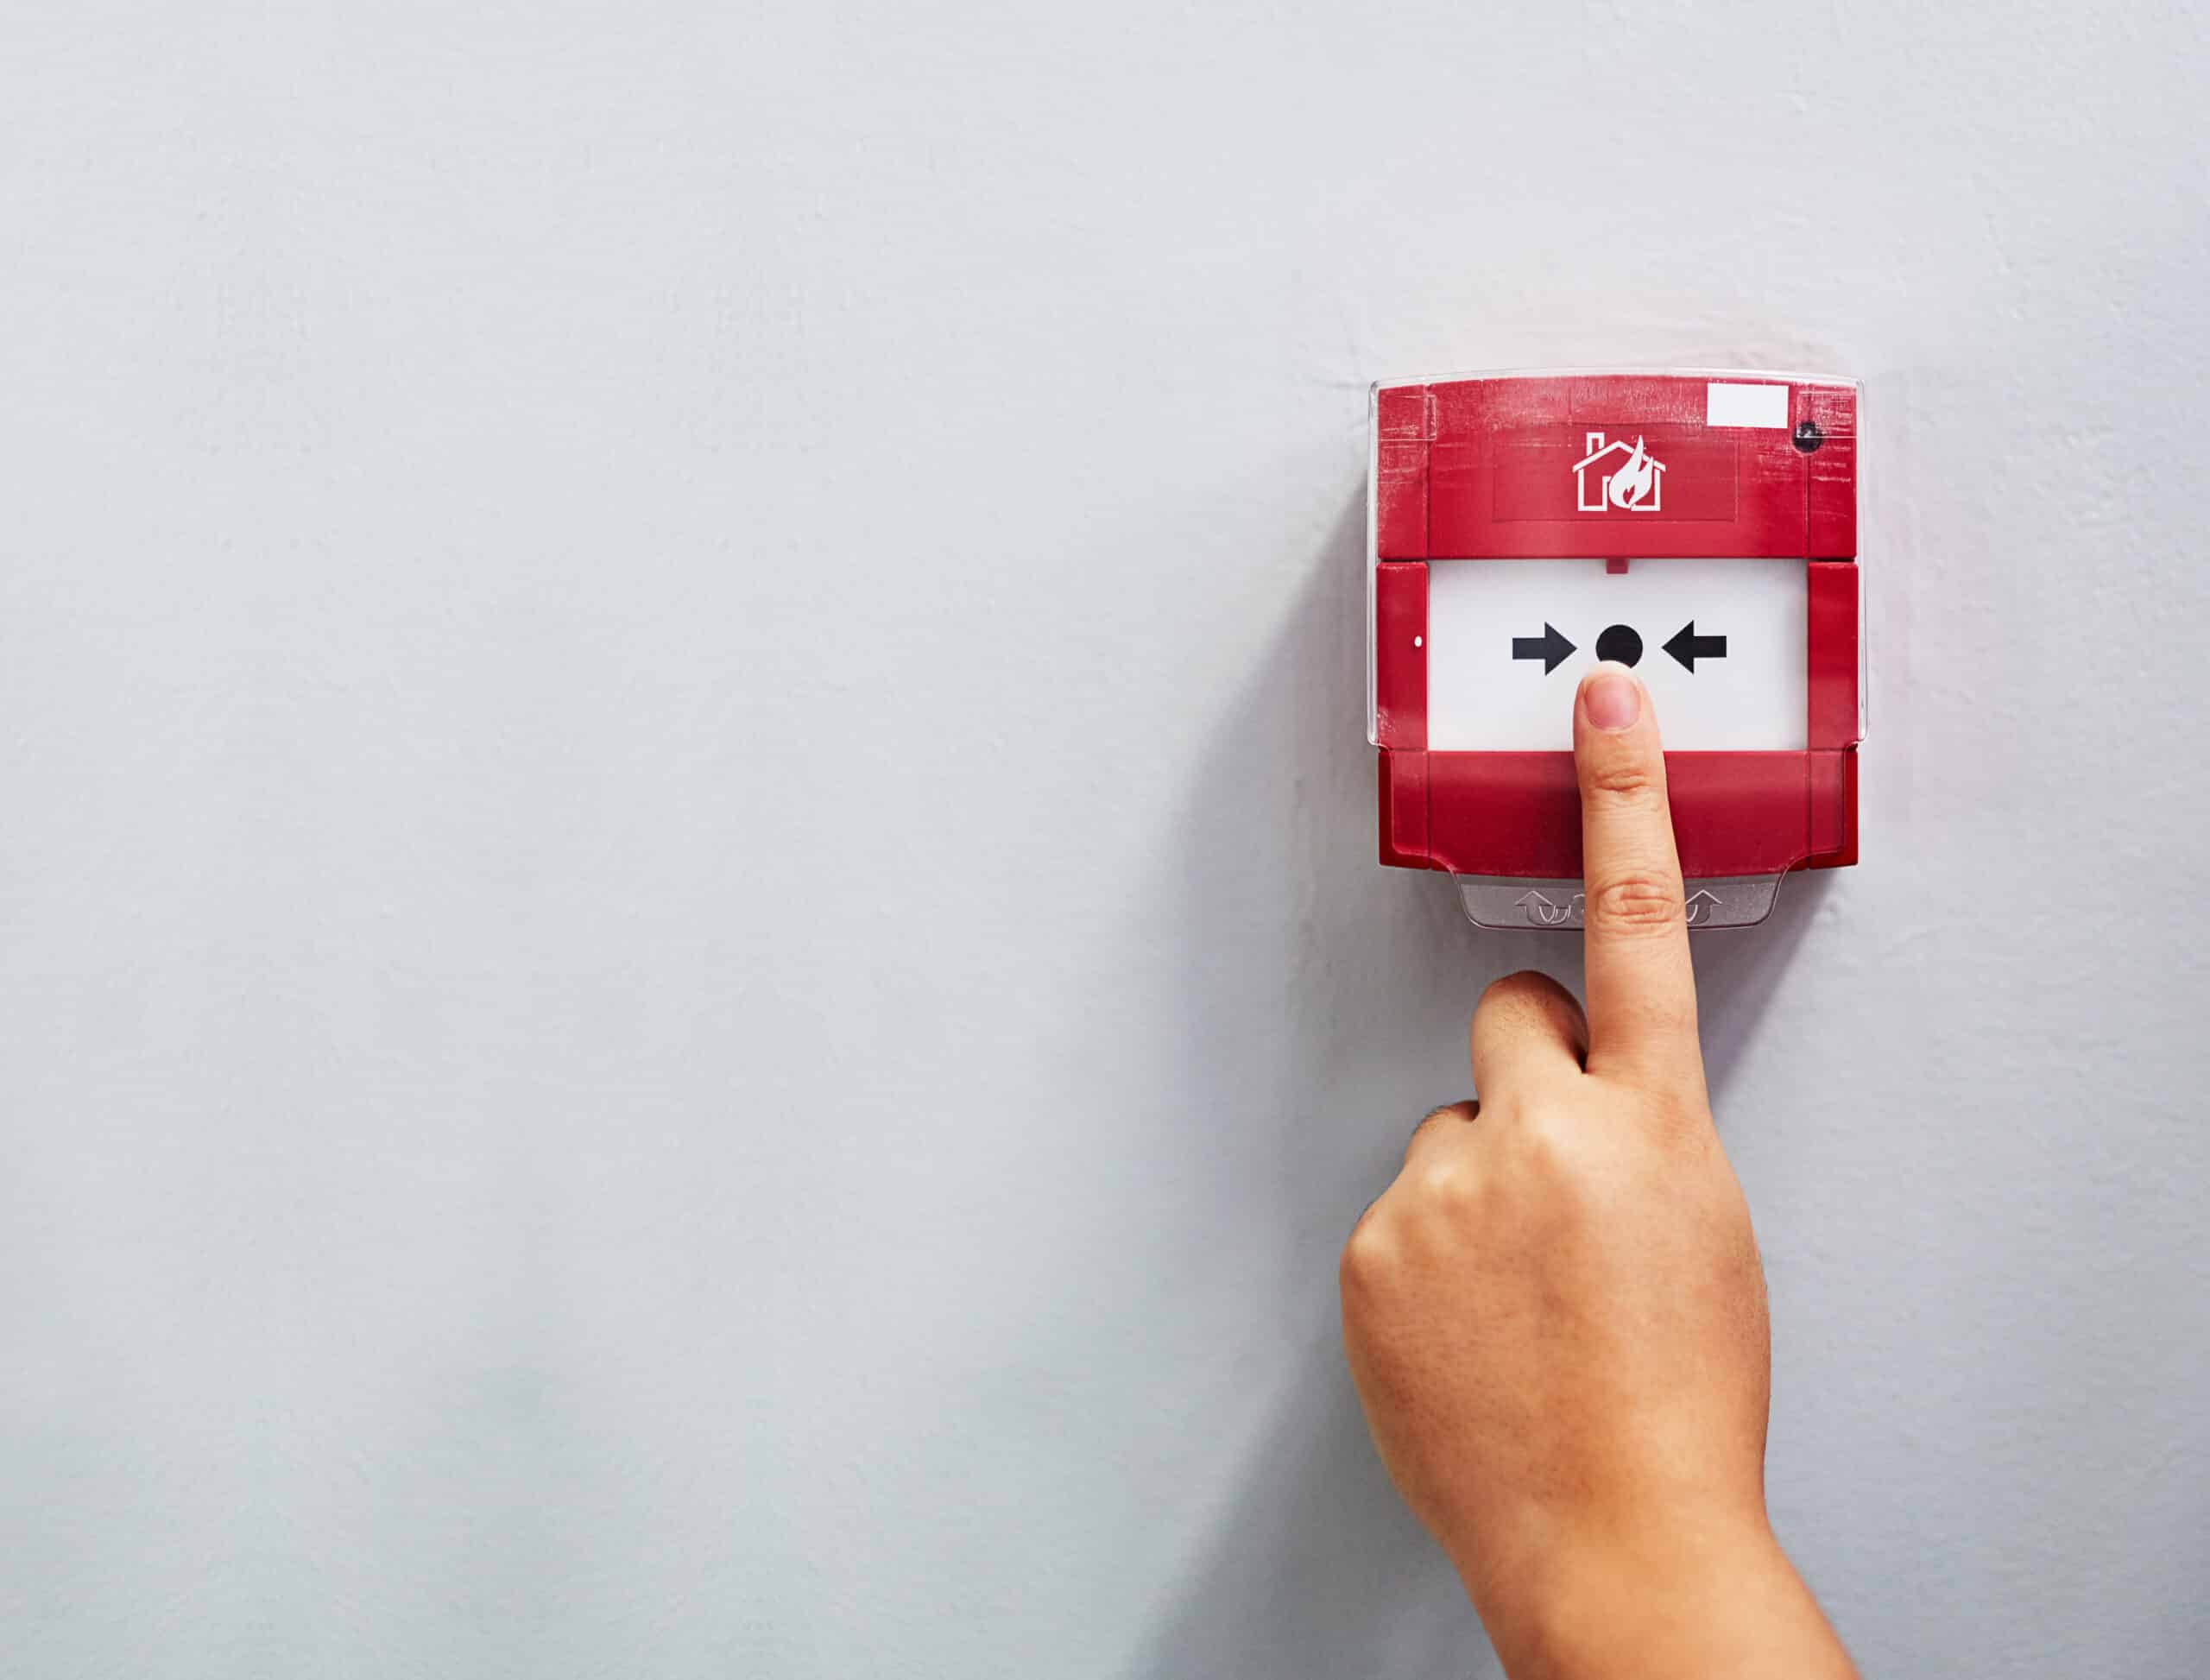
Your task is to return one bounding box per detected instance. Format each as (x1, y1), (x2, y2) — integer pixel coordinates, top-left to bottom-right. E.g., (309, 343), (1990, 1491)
(2, 4), (2205, 1676)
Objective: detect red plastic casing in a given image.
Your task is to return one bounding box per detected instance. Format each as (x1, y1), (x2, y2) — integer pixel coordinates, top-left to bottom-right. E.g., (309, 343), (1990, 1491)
(1372, 372), (1860, 881)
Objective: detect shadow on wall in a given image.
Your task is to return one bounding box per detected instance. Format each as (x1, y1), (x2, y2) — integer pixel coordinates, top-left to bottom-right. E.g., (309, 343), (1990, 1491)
(1127, 489), (1825, 1677)
(1696, 867), (1832, 1108)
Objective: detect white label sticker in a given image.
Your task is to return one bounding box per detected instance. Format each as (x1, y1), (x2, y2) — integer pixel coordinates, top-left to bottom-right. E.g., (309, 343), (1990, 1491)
(1424, 557), (1808, 751)
(1705, 382), (1790, 429)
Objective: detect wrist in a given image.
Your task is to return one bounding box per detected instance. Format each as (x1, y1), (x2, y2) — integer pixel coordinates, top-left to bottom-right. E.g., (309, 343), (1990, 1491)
(1457, 1508), (1855, 1680)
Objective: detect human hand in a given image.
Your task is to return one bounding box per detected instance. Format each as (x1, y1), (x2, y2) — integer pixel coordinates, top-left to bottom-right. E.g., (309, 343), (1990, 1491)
(1340, 662), (1855, 1679)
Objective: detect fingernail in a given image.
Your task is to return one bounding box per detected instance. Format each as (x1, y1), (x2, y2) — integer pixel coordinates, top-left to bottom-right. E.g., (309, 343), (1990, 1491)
(1583, 665), (1641, 732)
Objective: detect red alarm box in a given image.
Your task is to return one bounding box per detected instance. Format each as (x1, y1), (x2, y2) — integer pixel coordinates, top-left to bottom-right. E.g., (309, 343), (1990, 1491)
(1369, 369), (1862, 929)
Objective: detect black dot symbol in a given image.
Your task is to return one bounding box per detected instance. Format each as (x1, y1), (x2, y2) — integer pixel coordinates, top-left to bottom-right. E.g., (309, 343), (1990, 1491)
(1595, 623), (1642, 666)
(1792, 419), (1824, 453)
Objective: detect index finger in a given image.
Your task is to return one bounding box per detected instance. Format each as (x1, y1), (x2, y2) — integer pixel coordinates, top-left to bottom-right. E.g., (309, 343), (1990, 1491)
(1572, 663), (1702, 1081)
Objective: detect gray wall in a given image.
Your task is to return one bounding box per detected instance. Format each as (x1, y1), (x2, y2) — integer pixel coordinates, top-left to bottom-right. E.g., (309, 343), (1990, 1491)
(2, 3), (2205, 1676)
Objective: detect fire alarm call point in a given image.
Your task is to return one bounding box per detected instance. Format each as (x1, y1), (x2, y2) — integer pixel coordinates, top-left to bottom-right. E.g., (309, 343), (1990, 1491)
(1369, 369), (1862, 930)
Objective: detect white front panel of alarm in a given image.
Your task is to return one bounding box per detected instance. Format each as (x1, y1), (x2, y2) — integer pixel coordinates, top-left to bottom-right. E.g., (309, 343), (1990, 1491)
(1424, 558), (1807, 751)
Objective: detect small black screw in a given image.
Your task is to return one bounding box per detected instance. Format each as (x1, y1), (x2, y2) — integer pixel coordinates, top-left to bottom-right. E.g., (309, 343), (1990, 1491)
(1792, 419), (1824, 454)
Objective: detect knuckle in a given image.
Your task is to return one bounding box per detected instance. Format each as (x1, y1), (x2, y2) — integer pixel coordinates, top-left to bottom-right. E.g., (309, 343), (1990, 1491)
(1500, 1108), (1609, 1209)
(1339, 1209), (1403, 1295)
(1585, 869), (1685, 936)
(1411, 1159), (1481, 1219)
(1583, 757), (1662, 801)
(1516, 1110), (1586, 1182)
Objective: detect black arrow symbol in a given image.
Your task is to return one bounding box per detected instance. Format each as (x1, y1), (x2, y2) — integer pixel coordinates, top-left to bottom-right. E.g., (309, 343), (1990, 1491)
(1663, 621), (1727, 672)
(1512, 622), (1576, 674)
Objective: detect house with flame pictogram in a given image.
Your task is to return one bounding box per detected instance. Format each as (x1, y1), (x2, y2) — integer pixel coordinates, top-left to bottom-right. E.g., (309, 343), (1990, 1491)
(1573, 432), (1665, 513)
